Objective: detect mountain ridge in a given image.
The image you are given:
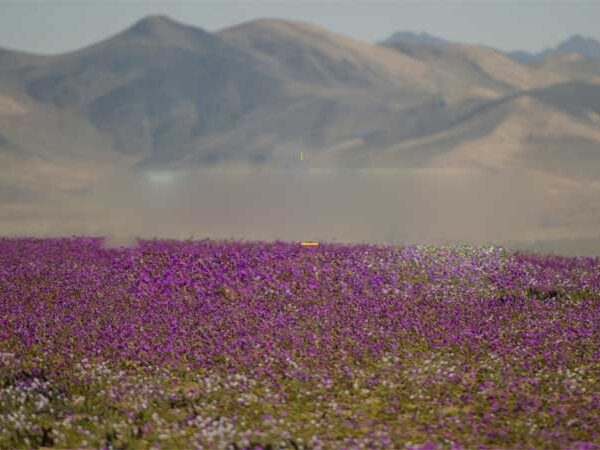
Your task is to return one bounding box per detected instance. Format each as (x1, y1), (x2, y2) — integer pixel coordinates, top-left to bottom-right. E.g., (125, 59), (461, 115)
(380, 31), (449, 47)
(0, 15), (599, 178)
(507, 34), (600, 63)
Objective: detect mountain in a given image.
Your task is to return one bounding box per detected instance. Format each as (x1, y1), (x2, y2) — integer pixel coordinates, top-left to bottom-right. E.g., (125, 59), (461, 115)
(0, 15), (599, 177)
(0, 16), (442, 166)
(528, 53), (600, 83)
(404, 33), (600, 83)
(0, 88), (26, 117)
(506, 50), (540, 65)
(381, 40), (563, 102)
(381, 31), (449, 48)
(554, 35), (600, 59)
(508, 34), (600, 63)
(217, 19), (437, 94)
(3, 15), (289, 163)
(0, 48), (47, 73)
(351, 82), (600, 178)
(381, 31), (600, 75)
(205, 19), (444, 166)
(429, 93), (600, 179)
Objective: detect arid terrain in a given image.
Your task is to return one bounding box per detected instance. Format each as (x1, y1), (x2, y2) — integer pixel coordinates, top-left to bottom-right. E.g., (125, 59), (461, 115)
(2, 16), (600, 253)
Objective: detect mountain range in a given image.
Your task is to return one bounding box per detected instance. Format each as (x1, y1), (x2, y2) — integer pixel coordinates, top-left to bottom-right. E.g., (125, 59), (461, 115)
(1, 15), (600, 179)
(507, 34), (600, 64)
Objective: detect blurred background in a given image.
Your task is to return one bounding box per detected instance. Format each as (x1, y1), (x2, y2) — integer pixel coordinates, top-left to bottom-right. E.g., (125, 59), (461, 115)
(1, 1), (600, 254)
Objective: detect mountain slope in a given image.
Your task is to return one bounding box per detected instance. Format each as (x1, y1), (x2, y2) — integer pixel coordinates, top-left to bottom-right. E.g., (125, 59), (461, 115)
(1, 16), (286, 162)
(530, 53), (600, 82)
(218, 19), (436, 96)
(0, 48), (47, 73)
(381, 31), (448, 48)
(526, 81), (600, 117)
(428, 95), (600, 178)
(381, 39), (564, 99)
(360, 82), (600, 178)
(508, 34), (600, 63)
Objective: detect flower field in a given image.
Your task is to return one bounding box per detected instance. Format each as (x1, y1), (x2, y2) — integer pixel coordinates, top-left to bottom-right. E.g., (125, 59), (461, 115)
(0, 238), (599, 449)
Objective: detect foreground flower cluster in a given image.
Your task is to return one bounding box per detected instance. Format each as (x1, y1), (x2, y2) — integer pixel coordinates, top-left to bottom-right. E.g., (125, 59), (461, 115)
(0, 238), (599, 449)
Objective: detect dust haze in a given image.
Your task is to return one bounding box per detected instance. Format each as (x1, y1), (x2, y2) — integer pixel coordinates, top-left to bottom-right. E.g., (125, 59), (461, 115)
(3, 165), (600, 255)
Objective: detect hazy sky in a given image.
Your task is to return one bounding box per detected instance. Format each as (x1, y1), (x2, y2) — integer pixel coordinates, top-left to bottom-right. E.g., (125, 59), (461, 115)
(0, 1), (599, 55)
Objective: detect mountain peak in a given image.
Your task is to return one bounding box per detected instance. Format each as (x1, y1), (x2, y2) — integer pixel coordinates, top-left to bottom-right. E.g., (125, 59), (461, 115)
(555, 34), (600, 59)
(129, 15), (181, 33)
(381, 31), (448, 47)
(125, 14), (195, 40)
(219, 17), (336, 39)
(507, 34), (600, 63)
(563, 34), (591, 45)
(113, 14), (218, 51)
